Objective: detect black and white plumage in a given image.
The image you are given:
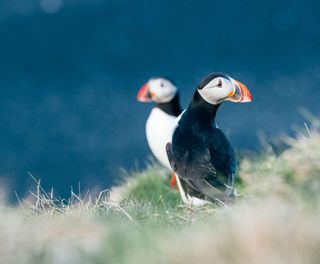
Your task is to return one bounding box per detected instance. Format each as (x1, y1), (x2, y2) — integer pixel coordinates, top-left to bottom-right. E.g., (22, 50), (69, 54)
(137, 78), (182, 170)
(166, 73), (252, 206)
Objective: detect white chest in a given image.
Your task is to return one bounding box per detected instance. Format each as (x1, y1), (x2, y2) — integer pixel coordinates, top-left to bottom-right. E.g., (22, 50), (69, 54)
(146, 108), (178, 169)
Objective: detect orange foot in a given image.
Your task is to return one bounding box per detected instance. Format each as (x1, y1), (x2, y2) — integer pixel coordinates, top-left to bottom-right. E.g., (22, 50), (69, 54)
(170, 172), (177, 188)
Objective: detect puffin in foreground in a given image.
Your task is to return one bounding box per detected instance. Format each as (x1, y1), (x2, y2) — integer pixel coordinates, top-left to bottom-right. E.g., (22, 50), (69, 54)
(166, 73), (252, 206)
(137, 77), (182, 186)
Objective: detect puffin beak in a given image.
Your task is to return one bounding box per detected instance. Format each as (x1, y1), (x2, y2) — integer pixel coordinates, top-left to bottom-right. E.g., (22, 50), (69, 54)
(230, 79), (252, 103)
(137, 82), (152, 102)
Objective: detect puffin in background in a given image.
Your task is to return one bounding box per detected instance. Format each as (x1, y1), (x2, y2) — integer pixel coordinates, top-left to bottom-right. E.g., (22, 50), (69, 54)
(166, 73), (252, 206)
(137, 77), (182, 186)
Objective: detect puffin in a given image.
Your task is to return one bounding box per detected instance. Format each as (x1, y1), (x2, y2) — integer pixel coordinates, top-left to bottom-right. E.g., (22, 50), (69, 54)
(137, 77), (182, 186)
(166, 73), (252, 206)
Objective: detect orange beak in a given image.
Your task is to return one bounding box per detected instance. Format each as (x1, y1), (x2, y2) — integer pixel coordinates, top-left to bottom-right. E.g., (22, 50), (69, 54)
(137, 82), (152, 102)
(230, 79), (252, 103)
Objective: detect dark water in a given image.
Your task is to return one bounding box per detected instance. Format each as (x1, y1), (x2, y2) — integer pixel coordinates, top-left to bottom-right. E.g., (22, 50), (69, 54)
(1, 0), (320, 198)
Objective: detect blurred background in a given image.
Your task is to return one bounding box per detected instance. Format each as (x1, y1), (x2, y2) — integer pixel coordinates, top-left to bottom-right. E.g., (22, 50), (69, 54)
(0, 0), (320, 199)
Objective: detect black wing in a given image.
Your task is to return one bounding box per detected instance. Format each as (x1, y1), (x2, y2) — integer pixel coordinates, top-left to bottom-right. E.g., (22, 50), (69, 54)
(207, 128), (237, 176)
(185, 178), (229, 202)
(166, 142), (228, 202)
(183, 128), (236, 200)
(207, 128), (236, 196)
(166, 142), (177, 171)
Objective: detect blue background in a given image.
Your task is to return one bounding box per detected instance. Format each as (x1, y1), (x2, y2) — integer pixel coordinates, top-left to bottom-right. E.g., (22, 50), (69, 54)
(1, 0), (319, 198)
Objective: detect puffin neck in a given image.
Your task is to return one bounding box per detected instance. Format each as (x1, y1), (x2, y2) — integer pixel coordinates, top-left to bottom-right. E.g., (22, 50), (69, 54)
(190, 90), (220, 123)
(156, 93), (182, 117)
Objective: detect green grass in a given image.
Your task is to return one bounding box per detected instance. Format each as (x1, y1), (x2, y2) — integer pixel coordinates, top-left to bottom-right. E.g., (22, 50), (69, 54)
(121, 166), (181, 209)
(1, 124), (320, 264)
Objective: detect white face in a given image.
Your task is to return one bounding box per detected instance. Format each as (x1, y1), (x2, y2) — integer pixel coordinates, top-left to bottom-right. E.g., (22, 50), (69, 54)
(148, 78), (178, 103)
(197, 76), (236, 105)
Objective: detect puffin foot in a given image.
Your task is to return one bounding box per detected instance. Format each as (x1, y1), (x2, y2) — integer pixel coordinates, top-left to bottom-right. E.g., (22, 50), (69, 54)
(170, 172), (178, 189)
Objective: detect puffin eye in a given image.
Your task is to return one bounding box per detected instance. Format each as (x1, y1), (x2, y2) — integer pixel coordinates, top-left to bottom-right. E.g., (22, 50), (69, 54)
(160, 83), (164, 87)
(217, 80), (222, 87)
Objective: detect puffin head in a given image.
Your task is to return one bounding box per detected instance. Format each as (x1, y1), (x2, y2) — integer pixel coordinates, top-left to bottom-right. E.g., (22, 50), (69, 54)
(137, 78), (178, 103)
(197, 73), (252, 105)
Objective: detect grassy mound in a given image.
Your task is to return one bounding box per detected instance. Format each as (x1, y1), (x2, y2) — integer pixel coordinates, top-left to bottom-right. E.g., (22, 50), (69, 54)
(120, 165), (181, 208)
(1, 125), (320, 264)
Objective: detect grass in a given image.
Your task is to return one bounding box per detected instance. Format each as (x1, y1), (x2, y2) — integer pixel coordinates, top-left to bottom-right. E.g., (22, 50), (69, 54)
(1, 122), (320, 264)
